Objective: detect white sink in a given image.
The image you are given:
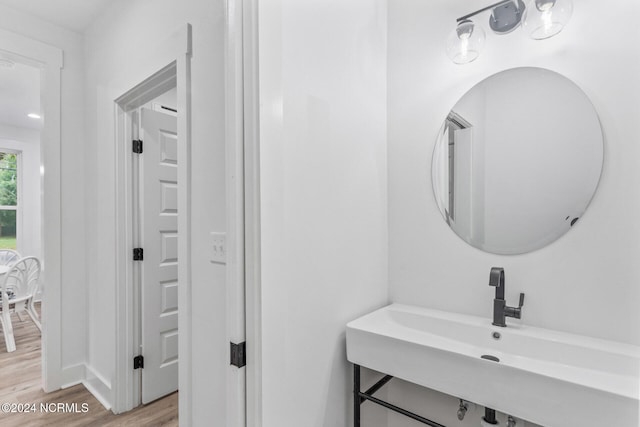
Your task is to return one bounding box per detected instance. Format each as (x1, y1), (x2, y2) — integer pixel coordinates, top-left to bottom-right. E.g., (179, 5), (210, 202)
(346, 304), (640, 427)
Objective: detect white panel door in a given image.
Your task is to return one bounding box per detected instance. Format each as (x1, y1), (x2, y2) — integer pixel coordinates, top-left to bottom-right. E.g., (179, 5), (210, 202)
(140, 107), (179, 404)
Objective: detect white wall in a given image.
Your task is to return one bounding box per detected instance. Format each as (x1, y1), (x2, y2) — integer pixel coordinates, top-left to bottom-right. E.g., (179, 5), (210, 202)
(83, 0), (228, 423)
(387, 0), (640, 425)
(258, 1), (389, 426)
(0, 5), (87, 382)
(0, 125), (41, 260)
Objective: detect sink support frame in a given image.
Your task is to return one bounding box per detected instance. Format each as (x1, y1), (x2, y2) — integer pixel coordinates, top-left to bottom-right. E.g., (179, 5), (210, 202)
(353, 364), (447, 427)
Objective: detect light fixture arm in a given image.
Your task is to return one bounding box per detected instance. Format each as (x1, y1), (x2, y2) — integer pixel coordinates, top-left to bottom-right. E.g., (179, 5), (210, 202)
(456, 0), (516, 22)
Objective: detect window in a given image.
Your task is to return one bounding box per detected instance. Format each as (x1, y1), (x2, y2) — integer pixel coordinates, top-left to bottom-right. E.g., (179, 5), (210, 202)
(0, 152), (18, 250)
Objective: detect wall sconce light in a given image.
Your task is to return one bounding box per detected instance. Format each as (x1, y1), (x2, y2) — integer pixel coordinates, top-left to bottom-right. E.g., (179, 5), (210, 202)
(522, 0), (573, 39)
(446, 20), (486, 64)
(446, 0), (573, 64)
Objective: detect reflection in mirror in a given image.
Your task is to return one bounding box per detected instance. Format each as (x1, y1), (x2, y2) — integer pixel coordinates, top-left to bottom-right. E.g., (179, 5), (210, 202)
(432, 67), (603, 254)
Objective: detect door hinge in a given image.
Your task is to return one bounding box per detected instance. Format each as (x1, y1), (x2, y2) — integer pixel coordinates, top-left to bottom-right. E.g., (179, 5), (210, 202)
(133, 355), (144, 369)
(133, 139), (143, 154)
(230, 341), (246, 368)
(133, 248), (143, 261)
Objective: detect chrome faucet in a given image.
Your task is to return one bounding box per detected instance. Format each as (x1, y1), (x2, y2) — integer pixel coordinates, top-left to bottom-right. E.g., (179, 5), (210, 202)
(489, 267), (525, 327)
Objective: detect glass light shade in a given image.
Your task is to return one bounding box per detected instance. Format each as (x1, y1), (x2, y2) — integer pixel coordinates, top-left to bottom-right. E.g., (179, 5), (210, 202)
(522, 0), (573, 40)
(446, 20), (486, 64)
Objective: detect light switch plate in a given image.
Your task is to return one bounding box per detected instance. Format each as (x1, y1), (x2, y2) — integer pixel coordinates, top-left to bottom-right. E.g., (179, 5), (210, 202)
(210, 232), (226, 264)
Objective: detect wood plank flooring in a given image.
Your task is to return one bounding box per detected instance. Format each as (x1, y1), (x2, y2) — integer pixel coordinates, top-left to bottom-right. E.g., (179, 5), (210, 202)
(0, 304), (179, 426)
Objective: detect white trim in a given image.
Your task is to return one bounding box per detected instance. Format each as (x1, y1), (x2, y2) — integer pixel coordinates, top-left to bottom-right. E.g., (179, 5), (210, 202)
(83, 364), (113, 411)
(226, 1), (247, 426)
(60, 363), (86, 389)
(175, 29), (193, 427)
(243, 0), (262, 425)
(16, 151), (22, 255)
(113, 102), (136, 414)
(82, 380), (111, 411)
(112, 24), (192, 415)
(0, 29), (63, 393)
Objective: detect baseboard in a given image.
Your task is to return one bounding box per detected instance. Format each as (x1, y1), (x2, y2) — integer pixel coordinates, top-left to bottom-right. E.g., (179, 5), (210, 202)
(83, 364), (112, 411)
(60, 363), (86, 388)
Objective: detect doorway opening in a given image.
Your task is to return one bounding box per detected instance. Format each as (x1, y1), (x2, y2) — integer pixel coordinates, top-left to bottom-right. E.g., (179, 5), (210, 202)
(133, 88), (179, 405)
(114, 61), (186, 414)
(0, 47), (48, 374)
(0, 28), (65, 395)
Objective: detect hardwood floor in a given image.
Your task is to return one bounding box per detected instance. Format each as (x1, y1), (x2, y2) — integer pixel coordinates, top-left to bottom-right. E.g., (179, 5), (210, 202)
(0, 304), (179, 426)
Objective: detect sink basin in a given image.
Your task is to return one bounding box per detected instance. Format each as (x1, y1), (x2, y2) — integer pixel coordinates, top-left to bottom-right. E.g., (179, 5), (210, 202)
(346, 304), (640, 427)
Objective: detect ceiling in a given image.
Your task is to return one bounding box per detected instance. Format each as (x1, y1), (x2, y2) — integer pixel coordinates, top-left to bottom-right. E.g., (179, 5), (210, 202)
(0, 0), (112, 33)
(0, 60), (40, 131)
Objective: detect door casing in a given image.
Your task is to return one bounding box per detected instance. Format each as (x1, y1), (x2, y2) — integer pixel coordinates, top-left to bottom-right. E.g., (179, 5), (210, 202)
(240, 0), (263, 426)
(111, 8), (253, 424)
(0, 29), (64, 392)
(113, 26), (192, 416)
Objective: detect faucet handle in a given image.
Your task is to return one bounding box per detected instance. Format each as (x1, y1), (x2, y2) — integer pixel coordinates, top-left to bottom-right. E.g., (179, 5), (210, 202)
(489, 267), (504, 287)
(503, 292), (526, 321)
(518, 293), (525, 308)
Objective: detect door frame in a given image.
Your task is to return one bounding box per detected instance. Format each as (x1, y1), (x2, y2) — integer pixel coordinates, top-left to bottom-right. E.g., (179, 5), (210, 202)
(240, 0), (263, 425)
(225, 0), (249, 426)
(0, 29), (63, 392)
(112, 25), (192, 415)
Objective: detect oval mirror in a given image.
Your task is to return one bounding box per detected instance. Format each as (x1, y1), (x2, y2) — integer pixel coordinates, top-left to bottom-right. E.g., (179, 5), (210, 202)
(432, 67), (603, 254)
